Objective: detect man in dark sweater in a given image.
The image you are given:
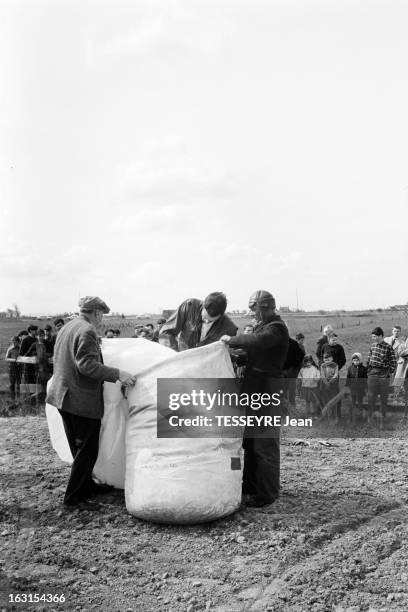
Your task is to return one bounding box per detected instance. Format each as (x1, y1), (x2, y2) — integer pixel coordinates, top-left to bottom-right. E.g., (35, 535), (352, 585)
(221, 290), (289, 507)
(320, 333), (346, 371)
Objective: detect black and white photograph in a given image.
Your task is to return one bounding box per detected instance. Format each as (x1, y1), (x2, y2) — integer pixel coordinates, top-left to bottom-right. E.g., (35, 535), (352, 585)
(1, 1), (408, 610)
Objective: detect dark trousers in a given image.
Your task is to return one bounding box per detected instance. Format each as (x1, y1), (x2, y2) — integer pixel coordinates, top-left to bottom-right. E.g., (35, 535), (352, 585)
(242, 436), (280, 502)
(241, 370), (282, 503)
(23, 363), (37, 385)
(367, 375), (389, 416)
(9, 366), (21, 399)
(302, 387), (320, 413)
(351, 391), (365, 411)
(59, 410), (101, 505)
(321, 381), (341, 418)
(285, 377), (297, 406)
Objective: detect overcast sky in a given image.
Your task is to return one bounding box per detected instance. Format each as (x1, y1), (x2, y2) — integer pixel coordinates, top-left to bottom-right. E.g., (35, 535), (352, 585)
(1, 0), (407, 314)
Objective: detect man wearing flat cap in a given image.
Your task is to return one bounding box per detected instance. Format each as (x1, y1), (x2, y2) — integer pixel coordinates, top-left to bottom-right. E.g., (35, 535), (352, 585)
(47, 296), (136, 508)
(221, 290), (289, 507)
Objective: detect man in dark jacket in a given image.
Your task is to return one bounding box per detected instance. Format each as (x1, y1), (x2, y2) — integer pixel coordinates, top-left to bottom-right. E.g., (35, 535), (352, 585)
(160, 292), (237, 350)
(316, 324), (334, 365)
(321, 333), (346, 370)
(47, 296), (136, 508)
(283, 337), (306, 409)
(345, 352), (367, 413)
(221, 290), (289, 507)
(19, 325), (39, 385)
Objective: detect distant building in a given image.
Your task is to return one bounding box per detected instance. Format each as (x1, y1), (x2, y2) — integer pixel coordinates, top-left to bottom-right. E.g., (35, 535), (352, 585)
(0, 310), (17, 319)
(279, 306), (291, 313)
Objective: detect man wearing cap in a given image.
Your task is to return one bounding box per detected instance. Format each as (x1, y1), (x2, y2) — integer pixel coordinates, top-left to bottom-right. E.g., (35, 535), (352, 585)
(47, 296), (136, 508)
(221, 290), (289, 507)
(367, 326), (397, 422)
(53, 318), (65, 334)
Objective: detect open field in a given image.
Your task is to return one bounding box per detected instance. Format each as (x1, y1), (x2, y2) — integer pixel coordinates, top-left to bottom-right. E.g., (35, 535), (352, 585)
(2, 417), (408, 611)
(2, 312), (408, 611)
(1, 311), (407, 393)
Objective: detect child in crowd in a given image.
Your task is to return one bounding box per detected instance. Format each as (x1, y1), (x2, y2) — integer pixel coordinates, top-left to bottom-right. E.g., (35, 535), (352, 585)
(345, 352), (368, 415)
(295, 332), (305, 351)
(320, 352), (340, 417)
(5, 336), (21, 402)
(298, 354), (321, 414)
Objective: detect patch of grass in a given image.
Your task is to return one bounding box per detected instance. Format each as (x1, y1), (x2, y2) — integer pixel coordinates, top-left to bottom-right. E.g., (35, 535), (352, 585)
(0, 392), (45, 418)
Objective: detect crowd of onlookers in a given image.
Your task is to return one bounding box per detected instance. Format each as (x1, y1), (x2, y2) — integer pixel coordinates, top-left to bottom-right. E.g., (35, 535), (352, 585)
(5, 319), (65, 402)
(4, 317), (172, 403)
(290, 324), (408, 423)
(5, 317), (408, 422)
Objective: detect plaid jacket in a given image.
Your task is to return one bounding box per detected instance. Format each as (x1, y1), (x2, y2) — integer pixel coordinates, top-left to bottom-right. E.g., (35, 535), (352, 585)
(367, 341), (397, 373)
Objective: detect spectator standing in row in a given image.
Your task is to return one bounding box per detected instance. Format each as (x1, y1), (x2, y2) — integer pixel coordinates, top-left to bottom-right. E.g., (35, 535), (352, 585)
(298, 354), (320, 415)
(316, 324), (334, 365)
(44, 324), (55, 351)
(367, 326), (397, 420)
(295, 332), (305, 352)
(384, 326), (405, 354)
(320, 352), (340, 417)
(6, 336), (21, 402)
(283, 336), (306, 410)
(44, 324), (56, 375)
(133, 325), (144, 337)
(395, 336), (408, 406)
(17, 330), (29, 342)
(144, 323), (155, 340)
(26, 329), (53, 400)
(153, 318), (167, 342)
(19, 325), (38, 385)
(321, 333), (346, 371)
(54, 318), (65, 334)
(345, 353), (367, 415)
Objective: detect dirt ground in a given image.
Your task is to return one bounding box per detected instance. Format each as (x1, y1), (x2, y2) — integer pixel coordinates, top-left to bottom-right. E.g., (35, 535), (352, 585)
(2, 410), (408, 612)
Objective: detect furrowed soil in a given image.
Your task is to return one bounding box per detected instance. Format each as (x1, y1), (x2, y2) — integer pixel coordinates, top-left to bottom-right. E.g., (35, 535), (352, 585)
(2, 413), (408, 612)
